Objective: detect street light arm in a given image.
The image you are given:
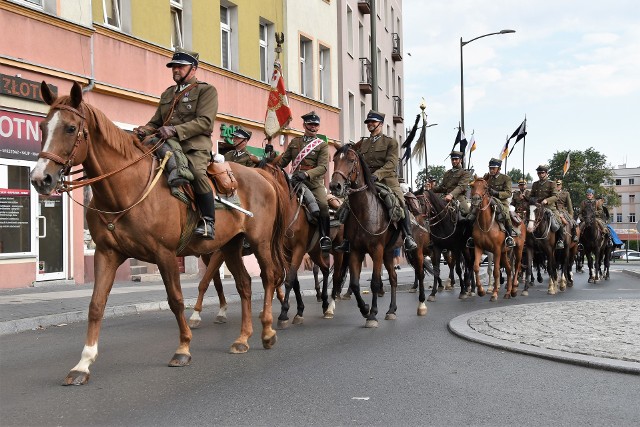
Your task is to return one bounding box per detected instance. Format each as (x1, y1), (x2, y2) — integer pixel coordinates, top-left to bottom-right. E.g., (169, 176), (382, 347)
(461, 29), (515, 46)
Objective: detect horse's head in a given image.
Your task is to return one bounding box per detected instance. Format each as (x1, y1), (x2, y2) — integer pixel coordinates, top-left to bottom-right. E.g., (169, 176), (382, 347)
(30, 81), (89, 195)
(468, 178), (489, 218)
(526, 203), (548, 233)
(329, 145), (373, 197)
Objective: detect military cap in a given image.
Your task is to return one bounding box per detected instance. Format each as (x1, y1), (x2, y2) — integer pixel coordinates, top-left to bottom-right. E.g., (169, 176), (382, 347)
(301, 111), (320, 124)
(427, 176), (437, 182)
(166, 48), (199, 68)
(536, 164), (549, 172)
(364, 110), (385, 123)
(489, 158), (502, 167)
(398, 177), (405, 183)
(518, 179), (527, 185)
(586, 188), (595, 194)
(232, 127), (252, 141)
(450, 151), (463, 159)
(556, 179), (563, 185)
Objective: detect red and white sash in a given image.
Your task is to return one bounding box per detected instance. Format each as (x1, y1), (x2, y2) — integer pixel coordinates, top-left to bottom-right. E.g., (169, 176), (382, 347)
(291, 138), (323, 171)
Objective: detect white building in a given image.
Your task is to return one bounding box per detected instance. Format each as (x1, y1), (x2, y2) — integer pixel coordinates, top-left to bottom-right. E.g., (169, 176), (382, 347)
(607, 165), (640, 243)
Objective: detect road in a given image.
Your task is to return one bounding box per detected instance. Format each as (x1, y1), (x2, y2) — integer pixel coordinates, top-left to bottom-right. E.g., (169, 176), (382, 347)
(1, 267), (639, 426)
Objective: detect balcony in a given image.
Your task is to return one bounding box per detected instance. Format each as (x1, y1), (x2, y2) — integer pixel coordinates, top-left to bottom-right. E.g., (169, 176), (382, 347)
(358, 0), (371, 14)
(392, 33), (402, 61)
(359, 58), (372, 94)
(392, 96), (403, 123)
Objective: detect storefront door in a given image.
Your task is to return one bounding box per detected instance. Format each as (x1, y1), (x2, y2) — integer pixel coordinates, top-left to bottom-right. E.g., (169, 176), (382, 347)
(36, 193), (66, 281)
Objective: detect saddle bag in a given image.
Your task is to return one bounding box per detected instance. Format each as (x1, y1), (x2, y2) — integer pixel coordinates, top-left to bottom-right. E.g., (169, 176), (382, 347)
(206, 160), (238, 196)
(404, 193), (421, 216)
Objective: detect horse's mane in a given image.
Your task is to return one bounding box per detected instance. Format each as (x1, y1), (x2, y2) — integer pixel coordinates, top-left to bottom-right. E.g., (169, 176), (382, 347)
(423, 188), (448, 212)
(334, 144), (376, 193)
(52, 96), (144, 158)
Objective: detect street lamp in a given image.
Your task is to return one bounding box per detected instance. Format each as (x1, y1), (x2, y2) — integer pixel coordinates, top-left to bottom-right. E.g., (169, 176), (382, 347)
(418, 99), (438, 184)
(460, 29), (515, 134)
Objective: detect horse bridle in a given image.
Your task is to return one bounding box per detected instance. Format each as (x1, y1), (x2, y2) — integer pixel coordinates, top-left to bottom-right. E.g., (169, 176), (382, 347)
(331, 148), (367, 194)
(527, 204), (552, 239)
(38, 104), (89, 177)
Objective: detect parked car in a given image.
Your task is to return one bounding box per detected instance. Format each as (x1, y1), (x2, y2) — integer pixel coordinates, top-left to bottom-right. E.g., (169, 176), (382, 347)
(612, 250), (640, 261)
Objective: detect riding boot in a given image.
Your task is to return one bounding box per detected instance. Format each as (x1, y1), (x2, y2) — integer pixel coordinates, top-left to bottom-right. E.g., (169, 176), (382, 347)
(194, 191), (216, 239)
(319, 213), (332, 252)
(505, 225), (516, 248)
(334, 239), (350, 253)
(571, 225), (579, 242)
(466, 237), (475, 248)
(555, 226), (565, 250)
(402, 207), (418, 251)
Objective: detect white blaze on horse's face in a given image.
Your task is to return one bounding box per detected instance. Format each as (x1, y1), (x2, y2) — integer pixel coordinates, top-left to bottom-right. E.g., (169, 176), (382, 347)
(527, 205), (536, 233)
(339, 152), (345, 159)
(31, 111), (61, 178)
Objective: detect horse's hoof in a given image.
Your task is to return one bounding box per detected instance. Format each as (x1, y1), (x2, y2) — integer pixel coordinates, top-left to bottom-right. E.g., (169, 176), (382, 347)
(427, 295), (436, 302)
(365, 319), (379, 328)
(548, 290), (556, 295)
(323, 312), (334, 319)
(262, 333), (277, 350)
(459, 293), (467, 300)
(444, 285), (453, 291)
(277, 319), (290, 329)
(510, 291), (518, 298)
(316, 296), (323, 303)
(188, 319), (201, 329)
(409, 288), (418, 293)
(477, 289), (486, 297)
(385, 313), (397, 320)
(559, 285), (566, 292)
(230, 342), (249, 354)
(521, 290), (529, 296)
(292, 315), (304, 325)
(214, 315), (227, 324)
(504, 294), (511, 299)
(417, 303), (427, 316)
(490, 295), (497, 302)
(340, 294), (352, 300)
(63, 370), (90, 386)
(567, 282), (574, 288)
(168, 353), (191, 367)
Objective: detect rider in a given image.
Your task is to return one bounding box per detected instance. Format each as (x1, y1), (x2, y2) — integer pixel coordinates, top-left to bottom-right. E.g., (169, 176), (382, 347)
(335, 110), (418, 252)
(277, 111), (332, 252)
(511, 178), (530, 216)
(224, 127), (260, 167)
(482, 158), (516, 248)
(556, 179), (578, 242)
(529, 164), (565, 249)
(578, 188), (606, 223)
(432, 151), (471, 215)
(134, 48), (218, 239)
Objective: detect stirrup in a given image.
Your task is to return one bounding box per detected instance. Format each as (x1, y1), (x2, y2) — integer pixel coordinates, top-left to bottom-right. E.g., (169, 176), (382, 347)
(334, 240), (350, 253)
(194, 218), (215, 240)
(556, 240), (565, 249)
(466, 237), (474, 248)
(404, 237), (418, 251)
(505, 236), (516, 248)
(572, 234), (579, 242)
(319, 236), (332, 252)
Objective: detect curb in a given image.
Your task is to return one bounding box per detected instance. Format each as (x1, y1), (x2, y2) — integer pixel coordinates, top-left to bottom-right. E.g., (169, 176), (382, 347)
(448, 309), (640, 375)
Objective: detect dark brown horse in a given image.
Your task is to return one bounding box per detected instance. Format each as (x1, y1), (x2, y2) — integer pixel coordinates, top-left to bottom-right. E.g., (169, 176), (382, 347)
(329, 146), (427, 326)
(468, 179), (525, 301)
(30, 82), (288, 385)
(579, 200), (611, 283)
(523, 203), (560, 295)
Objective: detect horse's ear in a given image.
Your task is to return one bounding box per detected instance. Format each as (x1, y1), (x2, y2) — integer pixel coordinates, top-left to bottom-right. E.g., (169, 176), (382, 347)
(69, 81), (83, 108)
(40, 81), (56, 105)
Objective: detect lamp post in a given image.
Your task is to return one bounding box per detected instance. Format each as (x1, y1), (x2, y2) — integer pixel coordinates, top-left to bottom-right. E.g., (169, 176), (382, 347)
(460, 29), (515, 134)
(419, 99), (437, 185)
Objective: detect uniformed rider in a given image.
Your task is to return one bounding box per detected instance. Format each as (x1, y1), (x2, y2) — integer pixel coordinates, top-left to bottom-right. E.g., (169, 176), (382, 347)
(529, 164), (565, 249)
(475, 158), (516, 248)
(432, 151), (471, 215)
(556, 179), (578, 242)
(511, 178), (530, 216)
(134, 48), (218, 239)
(277, 111), (332, 251)
(224, 127), (260, 167)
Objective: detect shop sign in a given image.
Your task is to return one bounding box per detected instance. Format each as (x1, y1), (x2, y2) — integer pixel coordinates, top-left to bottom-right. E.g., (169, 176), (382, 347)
(0, 110), (42, 161)
(1, 74), (57, 103)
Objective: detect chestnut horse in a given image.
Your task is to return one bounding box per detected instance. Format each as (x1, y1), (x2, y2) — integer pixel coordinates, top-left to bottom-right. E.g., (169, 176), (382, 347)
(329, 146), (427, 327)
(468, 179), (525, 301)
(30, 82), (287, 385)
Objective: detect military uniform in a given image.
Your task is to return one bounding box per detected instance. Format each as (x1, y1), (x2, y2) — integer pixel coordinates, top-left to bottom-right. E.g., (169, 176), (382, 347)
(578, 199), (605, 222)
(432, 163), (471, 214)
(354, 133), (405, 205)
(556, 189), (573, 216)
(531, 165), (564, 248)
(223, 127), (259, 167)
(511, 187), (530, 215)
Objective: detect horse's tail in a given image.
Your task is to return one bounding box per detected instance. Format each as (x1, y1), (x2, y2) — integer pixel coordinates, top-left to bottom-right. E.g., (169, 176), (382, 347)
(268, 173), (289, 281)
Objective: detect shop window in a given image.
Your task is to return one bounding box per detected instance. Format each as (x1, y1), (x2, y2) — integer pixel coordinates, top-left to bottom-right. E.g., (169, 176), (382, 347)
(0, 164), (33, 255)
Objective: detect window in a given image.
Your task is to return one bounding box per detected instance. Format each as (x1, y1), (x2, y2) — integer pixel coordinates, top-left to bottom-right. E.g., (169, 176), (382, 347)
(103, 0), (121, 28)
(385, 58), (389, 95)
(630, 194), (636, 204)
(615, 179), (622, 185)
(630, 178), (635, 185)
(348, 92), (355, 143)
(300, 37), (313, 97)
(259, 23), (269, 82)
(319, 45), (331, 103)
(630, 213), (636, 223)
(0, 163), (33, 255)
(617, 213), (623, 223)
(358, 22), (365, 58)
(347, 6), (354, 57)
(14, 0), (43, 8)
(170, 0), (183, 49)
(220, 5), (231, 69)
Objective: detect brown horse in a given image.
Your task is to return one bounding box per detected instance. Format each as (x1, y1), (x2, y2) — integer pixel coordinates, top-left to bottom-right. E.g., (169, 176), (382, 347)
(329, 146), (427, 327)
(30, 82), (288, 385)
(523, 203), (560, 295)
(579, 200), (611, 283)
(468, 179), (525, 301)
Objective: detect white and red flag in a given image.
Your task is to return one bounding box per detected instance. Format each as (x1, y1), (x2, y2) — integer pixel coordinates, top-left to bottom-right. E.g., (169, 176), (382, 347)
(264, 59), (292, 139)
(563, 152), (571, 176)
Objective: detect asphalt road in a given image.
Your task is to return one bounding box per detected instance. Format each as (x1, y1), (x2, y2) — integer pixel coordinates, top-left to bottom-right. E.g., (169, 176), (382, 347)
(1, 269), (639, 426)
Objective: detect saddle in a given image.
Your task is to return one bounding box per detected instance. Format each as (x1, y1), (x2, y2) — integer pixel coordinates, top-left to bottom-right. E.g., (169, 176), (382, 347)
(404, 192), (422, 216)
(375, 182), (404, 222)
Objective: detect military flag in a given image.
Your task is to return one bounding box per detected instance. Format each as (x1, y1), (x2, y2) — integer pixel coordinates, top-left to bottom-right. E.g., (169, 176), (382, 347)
(264, 58), (292, 139)
(563, 152), (571, 176)
(507, 117), (527, 156)
(499, 136), (510, 160)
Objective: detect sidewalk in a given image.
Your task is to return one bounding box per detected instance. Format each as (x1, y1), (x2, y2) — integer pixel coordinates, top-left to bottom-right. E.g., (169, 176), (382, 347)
(1, 267), (639, 374)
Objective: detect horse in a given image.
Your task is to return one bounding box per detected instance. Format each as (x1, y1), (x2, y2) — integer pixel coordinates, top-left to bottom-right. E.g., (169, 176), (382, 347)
(579, 200), (611, 283)
(329, 146), (427, 327)
(468, 179), (526, 301)
(421, 189), (473, 301)
(523, 203), (560, 295)
(30, 82), (288, 385)
(556, 222), (581, 289)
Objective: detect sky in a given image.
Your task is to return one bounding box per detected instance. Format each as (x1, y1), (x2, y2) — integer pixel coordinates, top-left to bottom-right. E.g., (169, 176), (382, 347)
(401, 0), (639, 186)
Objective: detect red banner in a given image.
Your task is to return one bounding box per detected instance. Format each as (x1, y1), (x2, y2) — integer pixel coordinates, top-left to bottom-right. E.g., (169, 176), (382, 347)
(0, 110), (43, 161)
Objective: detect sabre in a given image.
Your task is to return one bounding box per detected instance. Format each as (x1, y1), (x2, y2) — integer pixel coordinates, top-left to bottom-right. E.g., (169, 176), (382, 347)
(215, 195), (254, 217)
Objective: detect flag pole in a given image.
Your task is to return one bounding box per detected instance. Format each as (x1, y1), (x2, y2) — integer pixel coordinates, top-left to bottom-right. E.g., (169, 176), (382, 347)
(504, 134), (509, 172)
(467, 130), (474, 171)
(521, 133), (526, 181)
(420, 101), (427, 174)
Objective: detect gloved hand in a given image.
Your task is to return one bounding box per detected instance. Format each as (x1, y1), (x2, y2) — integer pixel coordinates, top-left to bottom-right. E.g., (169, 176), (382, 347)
(371, 175), (379, 182)
(291, 171), (307, 184)
(133, 126), (148, 141)
(157, 125), (177, 140)
(264, 143), (274, 154)
(489, 188), (499, 197)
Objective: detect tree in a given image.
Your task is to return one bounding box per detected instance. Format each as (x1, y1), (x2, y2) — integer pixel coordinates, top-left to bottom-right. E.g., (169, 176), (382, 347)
(506, 168), (533, 183)
(547, 148), (619, 215)
(415, 165), (446, 189)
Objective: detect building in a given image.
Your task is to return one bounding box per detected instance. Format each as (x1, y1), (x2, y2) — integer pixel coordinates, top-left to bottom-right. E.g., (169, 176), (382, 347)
(0, 0), (344, 288)
(607, 165), (640, 246)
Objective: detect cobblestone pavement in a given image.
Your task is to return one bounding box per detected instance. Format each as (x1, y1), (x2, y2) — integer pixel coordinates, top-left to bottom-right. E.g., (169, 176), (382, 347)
(449, 299), (640, 374)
